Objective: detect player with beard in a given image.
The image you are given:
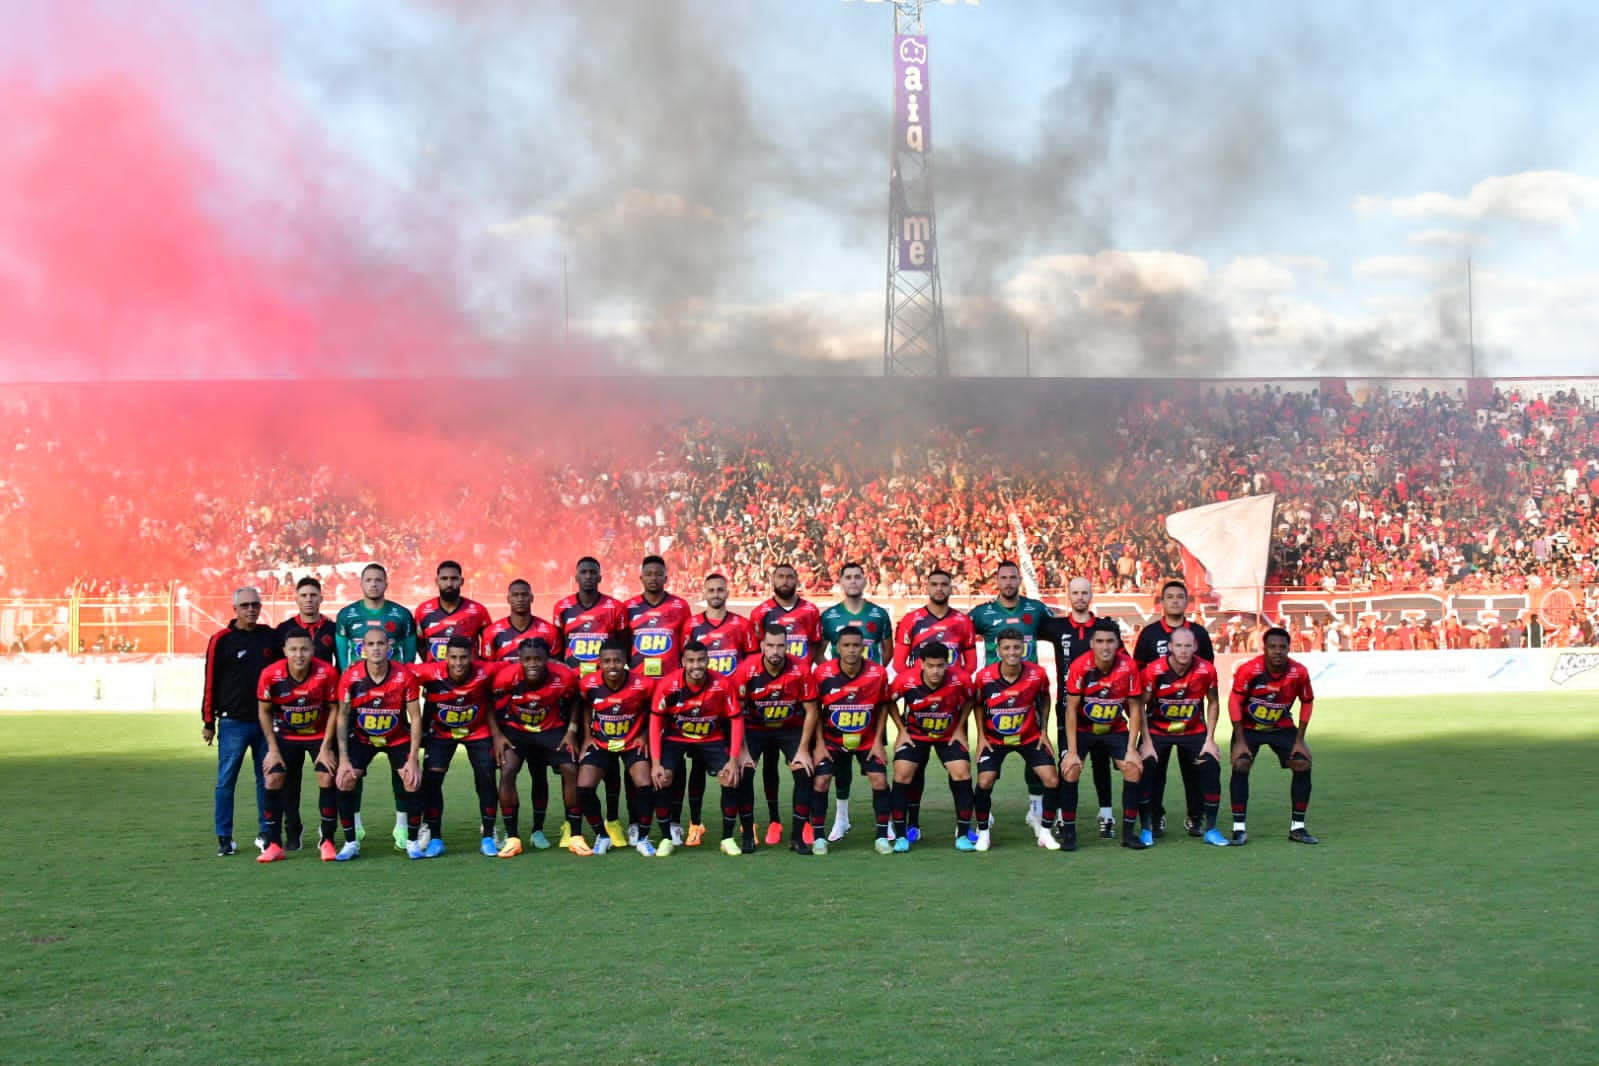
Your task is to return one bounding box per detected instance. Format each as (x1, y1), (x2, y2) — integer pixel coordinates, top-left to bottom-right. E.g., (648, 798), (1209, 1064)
(808, 627), (894, 855)
(818, 562), (893, 844)
(748, 564), (823, 846)
(573, 641), (658, 856)
(1062, 620), (1150, 851)
(553, 557), (631, 848)
(414, 636), (504, 857)
(1133, 580), (1216, 839)
(491, 638), (583, 856)
(650, 641), (746, 856)
(886, 642), (976, 852)
(415, 560), (493, 664)
(685, 572), (758, 844)
(333, 564), (417, 851)
(1139, 627), (1229, 846)
(1039, 577), (1119, 839)
(730, 624), (821, 854)
(892, 570), (978, 843)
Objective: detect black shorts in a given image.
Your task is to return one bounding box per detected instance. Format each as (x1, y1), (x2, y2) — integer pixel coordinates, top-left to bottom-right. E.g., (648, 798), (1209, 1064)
(815, 743), (885, 778)
(267, 736), (334, 776)
(579, 745), (650, 772)
(1239, 728), (1298, 768)
(424, 736), (496, 772)
(893, 738), (971, 769)
(660, 740), (731, 776)
(505, 729), (575, 769)
(1073, 731), (1130, 765)
(744, 729), (804, 765)
(977, 739), (1055, 776)
(348, 739), (413, 774)
(1150, 731), (1215, 766)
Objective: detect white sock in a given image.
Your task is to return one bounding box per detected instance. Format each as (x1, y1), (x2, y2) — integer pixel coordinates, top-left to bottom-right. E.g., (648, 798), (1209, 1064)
(394, 811), (406, 830)
(836, 799), (850, 819)
(1291, 819), (1306, 831)
(353, 812), (364, 830)
(1029, 796), (1043, 816)
(1233, 821), (1247, 833)
(1098, 806), (1112, 821)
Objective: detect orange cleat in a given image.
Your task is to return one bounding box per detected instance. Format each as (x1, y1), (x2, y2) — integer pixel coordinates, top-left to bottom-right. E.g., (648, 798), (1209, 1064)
(685, 823), (706, 847)
(256, 842), (286, 864)
(318, 840), (338, 862)
(497, 837), (524, 858)
(568, 836), (594, 856)
(764, 822), (783, 846)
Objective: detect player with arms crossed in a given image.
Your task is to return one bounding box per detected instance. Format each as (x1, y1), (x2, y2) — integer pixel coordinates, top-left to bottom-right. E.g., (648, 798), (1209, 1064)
(1228, 627), (1319, 845)
(553, 557), (631, 847)
(572, 641), (657, 856)
(255, 632), (341, 862)
(1061, 620), (1150, 851)
(970, 561), (1053, 836)
(730, 623), (822, 854)
(333, 626), (424, 860)
(818, 562), (893, 844)
(1138, 627), (1230, 847)
(1039, 577), (1119, 839)
(650, 641), (746, 856)
(886, 642), (976, 852)
(749, 563), (824, 846)
(490, 638), (583, 856)
(414, 635), (505, 857)
(808, 627), (895, 855)
(971, 629), (1063, 852)
(684, 572), (758, 845)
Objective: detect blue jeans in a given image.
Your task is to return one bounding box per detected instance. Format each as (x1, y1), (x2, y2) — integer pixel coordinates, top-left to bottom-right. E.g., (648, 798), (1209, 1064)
(215, 718), (268, 840)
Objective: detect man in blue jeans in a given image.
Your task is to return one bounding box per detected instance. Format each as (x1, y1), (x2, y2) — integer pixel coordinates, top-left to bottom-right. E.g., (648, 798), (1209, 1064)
(202, 587), (281, 855)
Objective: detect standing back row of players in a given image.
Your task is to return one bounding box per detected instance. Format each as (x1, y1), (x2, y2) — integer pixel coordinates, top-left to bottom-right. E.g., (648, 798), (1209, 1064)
(248, 556), (1317, 859)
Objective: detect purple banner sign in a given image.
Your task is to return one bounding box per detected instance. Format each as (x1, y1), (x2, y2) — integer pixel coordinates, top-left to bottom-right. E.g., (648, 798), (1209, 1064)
(895, 34), (930, 155)
(898, 214), (933, 271)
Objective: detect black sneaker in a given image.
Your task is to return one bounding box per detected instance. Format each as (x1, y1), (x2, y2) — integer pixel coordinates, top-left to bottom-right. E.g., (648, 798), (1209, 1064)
(1184, 815), (1202, 838)
(741, 837), (758, 855)
(1288, 828), (1320, 845)
(790, 840), (812, 856)
(1230, 829), (1249, 846)
(1097, 817), (1114, 839)
(216, 837), (237, 857)
(1058, 824), (1077, 852)
(1154, 815), (1166, 839)
(1121, 834), (1150, 851)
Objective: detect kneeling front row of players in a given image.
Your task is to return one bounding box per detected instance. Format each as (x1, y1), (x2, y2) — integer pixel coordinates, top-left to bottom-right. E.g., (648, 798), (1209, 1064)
(255, 613), (1318, 863)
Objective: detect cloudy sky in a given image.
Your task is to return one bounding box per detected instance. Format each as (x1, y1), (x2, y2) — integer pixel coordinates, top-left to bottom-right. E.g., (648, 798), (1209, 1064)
(2, 0), (1595, 378)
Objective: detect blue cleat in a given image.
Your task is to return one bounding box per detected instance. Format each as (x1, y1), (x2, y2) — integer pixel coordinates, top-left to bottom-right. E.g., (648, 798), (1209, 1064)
(335, 841), (360, 862)
(424, 838), (445, 858)
(954, 835), (977, 852)
(1203, 828), (1231, 847)
(407, 840), (426, 859)
(893, 836), (911, 853)
(480, 836), (498, 857)
(1139, 828), (1154, 847)
(529, 830), (552, 851)
(905, 826), (921, 843)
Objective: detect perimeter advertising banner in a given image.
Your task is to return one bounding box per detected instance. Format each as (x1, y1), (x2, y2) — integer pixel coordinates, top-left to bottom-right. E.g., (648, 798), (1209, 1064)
(895, 34), (934, 272)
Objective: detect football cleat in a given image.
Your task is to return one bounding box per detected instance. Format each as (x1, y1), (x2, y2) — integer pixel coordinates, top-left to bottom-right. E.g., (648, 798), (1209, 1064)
(801, 822), (815, 845)
(625, 823), (641, 847)
(1231, 829), (1250, 846)
(393, 825), (408, 852)
(498, 837), (524, 858)
(407, 840), (426, 860)
(720, 838), (742, 856)
(1140, 829), (1154, 847)
(558, 824), (574, 849)
(954, 834), (976, 852)
(1024, 808), (1041, 831)
(568, 836), (593, 856)
(1154, 815), (1167, 839)
(318, 840), (339, 862)
(480, 836), (499, 857)
(892, 837), (910, 854)
(1288, 828), (1320, 845)
(256, 843), (286, 864)
(1203, 829), (1231, 847)
(216, 837), (237, 857)
(656, 839), (674, 857)
(353, 813), (366, 842)
(1035, 829), (1061, 852)
(604, 820), (627, 847)
(529, 830), (551, 851)
(685, 824), (706, 847)
(905, 826), (921, 844)
(874, 838), (894, 855)
(669, 824), (685, 847)
(827, 814), (851, 842)
(810, 837), (829, 856)
(635, 840), (657, 857)
(741, 837), (758, 855)
(790, 840), (812, 855)
(764, 822), (783, 846)
(593, 836), (612, 856)
(424, 838), (445, 858)
(1059, 825), (1078, 852)
(417, 824), (433, 848)
(1185, 815), (1202, 838)
(335, 841), (361, 861)
(974, 829), (992, 852)
(1122, 834), (1150, 851)
(1098, 817), (1114, 839)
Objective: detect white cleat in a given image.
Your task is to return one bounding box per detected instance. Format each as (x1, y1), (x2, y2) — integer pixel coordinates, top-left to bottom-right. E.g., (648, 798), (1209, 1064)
(974, 829), (992, 853)
(1035, 828), (1062, 851)
(593, 836), (612, 856)
(669, 823), (685, 847)
(635, 840), (657, 857)
(827, 815), (851, 843)
(1024, 809), (1041, 831)
(626, 823), (641, 846)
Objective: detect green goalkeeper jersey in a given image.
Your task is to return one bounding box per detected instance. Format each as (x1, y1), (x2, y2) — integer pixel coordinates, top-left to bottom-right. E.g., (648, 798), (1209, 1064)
(334, 599), (418, 669)
(820, 600), (894, 663)
(969, 596), (1051, 666)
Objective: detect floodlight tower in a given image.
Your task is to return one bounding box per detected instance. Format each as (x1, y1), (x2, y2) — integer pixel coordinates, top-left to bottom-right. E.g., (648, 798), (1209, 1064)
(874, 0), (974, 376)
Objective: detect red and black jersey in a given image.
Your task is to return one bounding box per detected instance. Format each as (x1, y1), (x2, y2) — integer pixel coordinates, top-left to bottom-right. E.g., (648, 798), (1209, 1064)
(749, 597), (824, 665)
(652, 670), (737, 745)
(553, 592), (629, 676)
(1139, 656), (1218, 737)
(1231, 657), (1314, 731)
(690, 611), (757, 676)
(894, 606), (978, 673)
(1064, 652), (1143, 736)
(890, 665), (974, 743)
(274, 614), (338, 664)
(339, 662), (419, 747)
(973, 661), (1050, 747)
(257, 658), (340, 740)
(1132, 617), (1216, 667)
(478, 615), (562, 663)
(414, 660), (497, 741)
(493, 660), (581, 735)
(730, 654), (817, 731)
(814, 658), (891, 751)
(1039, 612), (1101, 707)
(414, 597), (494, 663)
(624, 592), (694, 680)
(580, 670), (655, 751)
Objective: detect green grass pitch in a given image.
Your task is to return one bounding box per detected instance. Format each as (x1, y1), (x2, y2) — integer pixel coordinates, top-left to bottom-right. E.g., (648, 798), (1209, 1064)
(2, 696), (1596, 1065)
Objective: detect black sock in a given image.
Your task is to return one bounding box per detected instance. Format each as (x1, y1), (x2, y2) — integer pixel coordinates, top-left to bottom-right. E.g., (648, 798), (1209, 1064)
(889, 781), (909, 836)
(722, 785), (740, 840)
(423, 772), (445, 837)
(337, 788), (358, 842)
(1122, 779), (1142, 839)
(790, 769), (813, 840)
(405, 789), (422, 842)
(1091, 753), (1112, 808)
(390, 766), (407, 819)
(872, 787), (892, 839)
(632, 784), (655, 832)
(502, 802), (520, 841)
(1230, 770), (1250, 826)
(473, 764), (498, 838)
(1060, 778), (1079, 825)
(833, 755), (854, 802)
(566, 803), (583, 835)
(1040, 785), (1061, 830)
(318, 785), (338, 845)
(529, 765), (549, 832)
(688, 761), (707, 825)
(670, 773), (686, 828)
(1291, 769), (1311, 824)
(603, 761), (622, 821)
(1199, 757), (1222, 831)
(951, 778), (974, 836)
(263, 787), (283, 846)
(810, 782), (830, 834)
(762, 749), (781, 823)
(974, 785), (993, 831)
(578, 785), (603, 834)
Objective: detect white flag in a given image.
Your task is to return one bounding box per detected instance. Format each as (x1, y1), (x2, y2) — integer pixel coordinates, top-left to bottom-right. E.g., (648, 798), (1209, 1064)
(1164, 494), (1276, 614)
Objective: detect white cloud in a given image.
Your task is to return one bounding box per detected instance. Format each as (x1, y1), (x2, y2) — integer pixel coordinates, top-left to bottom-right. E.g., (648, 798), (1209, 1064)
(1355, 170), (1599, 224)
(1406, 228), (1474, 247)
(1219, 257), (1295, 293)
(1352, 255), (1449, 280)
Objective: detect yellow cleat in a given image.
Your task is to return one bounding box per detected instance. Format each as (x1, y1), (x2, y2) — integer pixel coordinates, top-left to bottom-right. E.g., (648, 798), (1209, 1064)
(568, 836), (593, 856)
(604, 820), (627, 847)
(497, 836), (524, 858)
(720, 838), (742, 856)
(685, 823), (706, 847)
(558, 824), (573, 848)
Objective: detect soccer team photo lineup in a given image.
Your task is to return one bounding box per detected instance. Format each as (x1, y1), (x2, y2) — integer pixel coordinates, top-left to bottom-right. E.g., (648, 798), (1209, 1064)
(210, 557), (1318, 864)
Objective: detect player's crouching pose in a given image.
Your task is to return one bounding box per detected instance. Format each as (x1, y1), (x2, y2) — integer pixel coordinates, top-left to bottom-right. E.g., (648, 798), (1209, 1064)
(1228, 627), (1319, 845)
(256, 632), (341, 862)
(886, 643), (976, 851)
(334, 627), (424, 860)
(809, 627), (895, 854)
(972, 629), (1063, 852)
(649, 641), (746, 856)
(1137, 627), (1230, 847)
(491, 638), (583, 856)
(573, 642), (658, 856)
(1060, 620), (1149, 852)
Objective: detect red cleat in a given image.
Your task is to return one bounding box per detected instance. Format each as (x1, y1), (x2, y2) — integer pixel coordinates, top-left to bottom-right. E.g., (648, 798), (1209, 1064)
(257, 843), (286, 864)
(764, 822), (783, 846)
(801, 822), (815, 845)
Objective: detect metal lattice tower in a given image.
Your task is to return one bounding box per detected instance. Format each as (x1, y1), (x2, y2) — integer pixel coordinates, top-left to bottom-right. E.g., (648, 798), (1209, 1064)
(882, 0), (948, 377)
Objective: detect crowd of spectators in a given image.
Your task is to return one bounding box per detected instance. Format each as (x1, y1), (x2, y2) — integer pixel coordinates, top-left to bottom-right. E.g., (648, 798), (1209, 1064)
(1, 379), (1595, 620)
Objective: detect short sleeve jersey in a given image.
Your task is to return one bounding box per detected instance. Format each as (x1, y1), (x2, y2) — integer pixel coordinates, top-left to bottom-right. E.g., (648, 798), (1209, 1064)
(749, 598), (825, 665)
(552, 593), (629, 676)
(477, 615), (563, 664)
(579, 670), (656, 751)
(894, 606), (978, 673)
(338, 662), (420, 747)
(813, 659), (891, 751)
(731, 654), (818, 731)
(413, 660), (497, 741)
(820, 601), (895, 663)
(970, 596), (1051, 665)
(624, 592), (694, 679)
(689, 611), (758, 677)
(492, 660), (581, 735)
(257, 658), (340, 740)
(414, 597), (494, 662)
(890, 665), (974, 743)
(1231, 657), (1314, 731)
(1064, 652), (1144, 735)
(972, 661), (1050, 747)
(652, 670), (738, 745)
(1139, 656), (1219, 736)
